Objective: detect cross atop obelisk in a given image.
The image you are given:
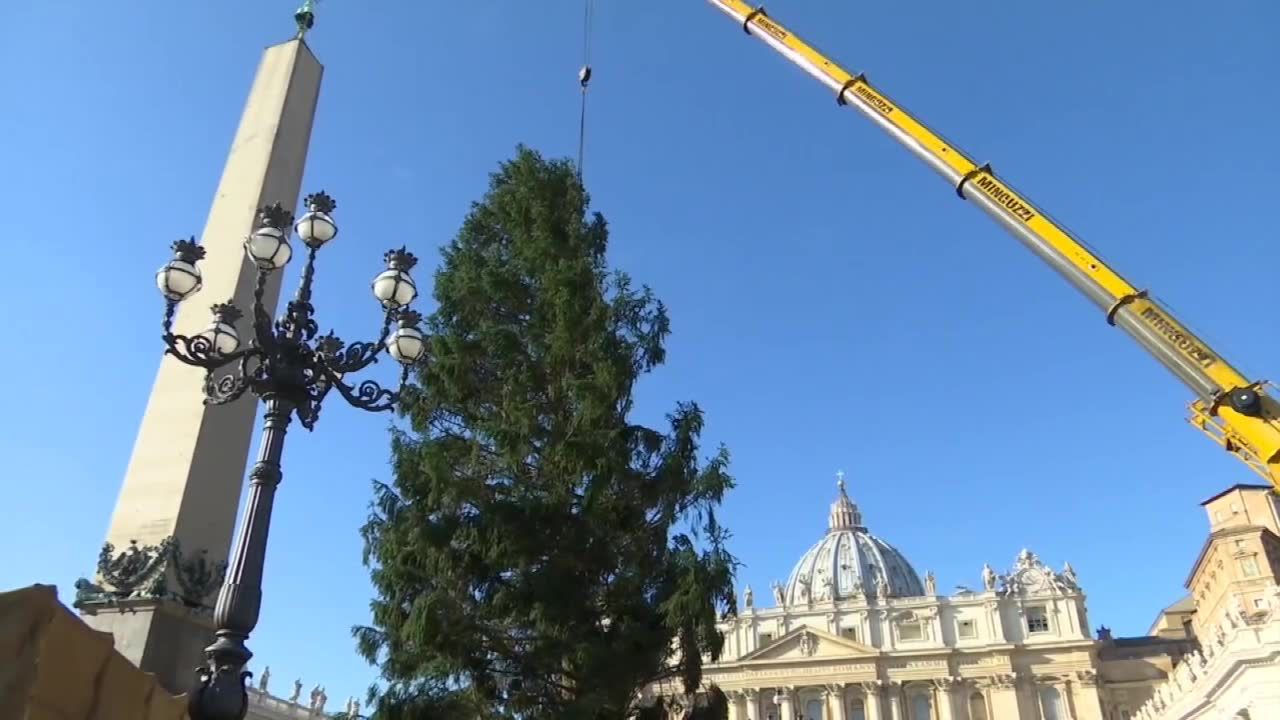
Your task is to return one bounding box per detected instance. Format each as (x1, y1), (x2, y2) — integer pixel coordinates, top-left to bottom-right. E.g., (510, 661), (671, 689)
(294, 0), (319, 39)
(78, 4), (325, 694)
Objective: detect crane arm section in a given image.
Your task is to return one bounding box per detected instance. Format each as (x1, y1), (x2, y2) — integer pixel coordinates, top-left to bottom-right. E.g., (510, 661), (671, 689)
(707, 0), (1280, 487)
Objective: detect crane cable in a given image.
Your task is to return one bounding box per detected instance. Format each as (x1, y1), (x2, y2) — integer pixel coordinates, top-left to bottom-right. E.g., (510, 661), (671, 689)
(576, 0), (594, 180)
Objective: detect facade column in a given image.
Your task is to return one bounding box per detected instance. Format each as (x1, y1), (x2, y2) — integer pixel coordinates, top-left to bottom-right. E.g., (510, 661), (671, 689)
(745, 689), (761, 720)
(860, 681), (884, 720)
(728, 690), (742, 720)
(885, 681), (904, 720)
(986, 600), (1007, 643)
(929, 608), (945, 646)
(985, 675), (1021, 720)
(933, 678), (959, 720)
(776, 687), (795, 720)
(1055, 682), (1075, 720)
(1068, 672), (1104, 720)
(739, 616), (755, 655)
(880, 609), (897, 651)
(825, 684), (848, 720)
(1062, 597), (1080, 637)
(1035, 680), (1048, 720)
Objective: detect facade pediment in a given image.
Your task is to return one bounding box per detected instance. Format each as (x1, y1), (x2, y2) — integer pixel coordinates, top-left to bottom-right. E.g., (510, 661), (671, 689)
(736, 626), (877, 664)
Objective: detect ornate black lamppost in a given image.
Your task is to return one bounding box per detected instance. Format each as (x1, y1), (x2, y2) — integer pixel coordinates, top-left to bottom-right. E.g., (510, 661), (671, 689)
(156, 192), (425, 720)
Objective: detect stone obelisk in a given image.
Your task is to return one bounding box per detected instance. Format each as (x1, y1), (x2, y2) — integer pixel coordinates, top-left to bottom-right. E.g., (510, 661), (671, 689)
(78, 7), (324, 694)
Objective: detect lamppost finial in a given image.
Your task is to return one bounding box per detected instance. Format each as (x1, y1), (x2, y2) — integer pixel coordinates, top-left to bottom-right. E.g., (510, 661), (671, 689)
(295, 0), (319, 39)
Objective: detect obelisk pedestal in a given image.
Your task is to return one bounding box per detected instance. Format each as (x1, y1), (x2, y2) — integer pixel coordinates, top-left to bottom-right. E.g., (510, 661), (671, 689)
(77, 35), (322, 694)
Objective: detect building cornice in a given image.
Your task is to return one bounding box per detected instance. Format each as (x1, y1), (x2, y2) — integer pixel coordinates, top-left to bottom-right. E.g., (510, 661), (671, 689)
(1183, 524), (1278, 589)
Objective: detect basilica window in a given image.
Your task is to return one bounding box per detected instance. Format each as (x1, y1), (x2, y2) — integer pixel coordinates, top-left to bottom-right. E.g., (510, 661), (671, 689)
(957, 618), (977, 639)
(848, 699), (866, 720)
(909, 694), (931, 720)
(842, 626), (860, 642)
(898, 619), (924, 641)
(758, 632), (774, 646)
(1039, 686), (1065, 720)
(804, 699), (824, 719)
(1026, 606), (1050, 634)
(968, 693), (988, 720)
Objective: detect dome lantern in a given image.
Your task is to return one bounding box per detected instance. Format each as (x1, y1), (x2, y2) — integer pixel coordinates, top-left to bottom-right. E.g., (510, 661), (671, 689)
(828, 470), (864, 531)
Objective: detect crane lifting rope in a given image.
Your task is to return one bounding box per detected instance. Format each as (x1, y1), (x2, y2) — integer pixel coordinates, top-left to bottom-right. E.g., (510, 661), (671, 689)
(576, 0), (595, 180)
(704, 1), (1280, 488)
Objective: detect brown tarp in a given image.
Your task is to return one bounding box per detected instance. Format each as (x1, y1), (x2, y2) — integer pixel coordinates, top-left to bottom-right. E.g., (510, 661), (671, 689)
(0, 584), (188, 720)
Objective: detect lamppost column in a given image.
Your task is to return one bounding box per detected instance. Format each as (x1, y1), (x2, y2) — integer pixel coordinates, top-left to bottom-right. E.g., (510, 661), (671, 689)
(210, 395), (294, 656)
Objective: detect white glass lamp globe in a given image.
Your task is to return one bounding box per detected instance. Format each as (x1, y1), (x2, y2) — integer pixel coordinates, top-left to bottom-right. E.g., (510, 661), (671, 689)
(157, 259), (202, 302)
(373, 247), (421, 310)
(244, 226), (293, 271)
(197, 320), (240, 356)
(296, 191), (339, 249)
(387, 325), (425, 365)
(295, 210), (338, 248)
(157, 238), (206, 302)
(372, 268), (418, 309)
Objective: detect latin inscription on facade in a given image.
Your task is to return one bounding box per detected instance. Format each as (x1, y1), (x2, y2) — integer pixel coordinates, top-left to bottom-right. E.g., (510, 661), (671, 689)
(711, 663), (878, 682)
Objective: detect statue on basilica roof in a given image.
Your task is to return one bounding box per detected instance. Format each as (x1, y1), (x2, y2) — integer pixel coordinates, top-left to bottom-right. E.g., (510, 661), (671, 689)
(1062, 562), (1078, 589)
(982, 563), (997, 591)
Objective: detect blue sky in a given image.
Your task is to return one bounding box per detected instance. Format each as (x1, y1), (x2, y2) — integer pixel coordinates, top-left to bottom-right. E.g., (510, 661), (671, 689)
(2, 0), (1277, 707)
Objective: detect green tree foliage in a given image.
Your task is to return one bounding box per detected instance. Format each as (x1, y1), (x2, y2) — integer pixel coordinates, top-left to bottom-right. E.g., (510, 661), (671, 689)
(355, 147), (738, 720)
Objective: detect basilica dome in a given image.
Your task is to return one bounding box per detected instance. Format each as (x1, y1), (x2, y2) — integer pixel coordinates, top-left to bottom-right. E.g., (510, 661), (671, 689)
(780, 477), (924, 605)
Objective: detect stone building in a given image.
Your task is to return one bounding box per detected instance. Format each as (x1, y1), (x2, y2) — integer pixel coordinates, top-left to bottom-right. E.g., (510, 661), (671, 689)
(1123, 484), (1280, 720)
(646, 477), (1191, 720)
(219, 483), (1280, 720)
(244, 666), (364, 720)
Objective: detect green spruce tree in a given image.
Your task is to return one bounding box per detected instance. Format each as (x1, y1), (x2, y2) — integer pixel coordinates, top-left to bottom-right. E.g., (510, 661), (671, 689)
(355, 146), (738, 720)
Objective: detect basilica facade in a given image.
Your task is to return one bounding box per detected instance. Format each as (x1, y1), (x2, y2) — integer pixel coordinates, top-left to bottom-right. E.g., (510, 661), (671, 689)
(647, 479), (1184, 720)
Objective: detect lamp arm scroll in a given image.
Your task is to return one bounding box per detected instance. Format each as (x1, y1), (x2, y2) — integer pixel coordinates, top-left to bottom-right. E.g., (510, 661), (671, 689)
(324, 309), (396, 375)
(320, 363), (398, 414)
(203, 350), (264, 406)
(162, 330), (257, 371)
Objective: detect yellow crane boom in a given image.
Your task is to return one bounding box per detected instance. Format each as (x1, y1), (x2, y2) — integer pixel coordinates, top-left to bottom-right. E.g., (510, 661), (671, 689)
(706, 1), (1280, 488)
